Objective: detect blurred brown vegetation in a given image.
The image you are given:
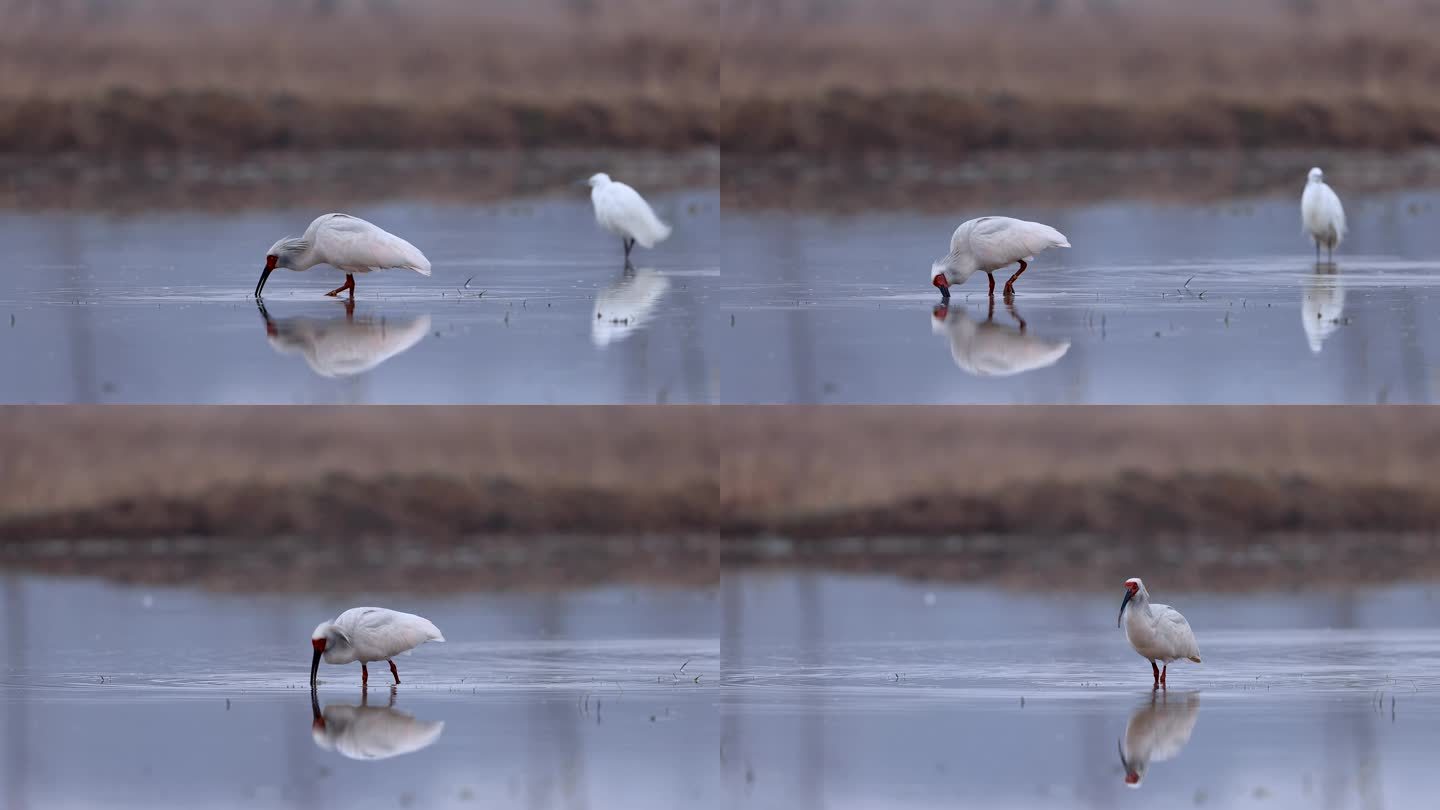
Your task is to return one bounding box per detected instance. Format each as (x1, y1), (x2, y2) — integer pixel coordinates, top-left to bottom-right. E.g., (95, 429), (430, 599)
(0, 0), (719, 153)
(724, 0), (1440, 153)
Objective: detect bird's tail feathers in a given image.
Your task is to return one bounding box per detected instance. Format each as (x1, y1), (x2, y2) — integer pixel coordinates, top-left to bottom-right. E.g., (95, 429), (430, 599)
(1189, 655), (1201, 663)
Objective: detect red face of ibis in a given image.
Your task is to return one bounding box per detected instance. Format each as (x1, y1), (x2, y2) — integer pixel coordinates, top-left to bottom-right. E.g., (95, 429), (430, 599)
(932, 273), (949, 292)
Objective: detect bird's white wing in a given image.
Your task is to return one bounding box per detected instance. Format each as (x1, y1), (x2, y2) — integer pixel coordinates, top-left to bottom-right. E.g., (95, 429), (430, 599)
(595, 183), (672, 247)
(312, 214), (432, 276)
(1154, 605), (1200, 659)
(336, 607), (444, 659)
(969, 217), (1071, 265)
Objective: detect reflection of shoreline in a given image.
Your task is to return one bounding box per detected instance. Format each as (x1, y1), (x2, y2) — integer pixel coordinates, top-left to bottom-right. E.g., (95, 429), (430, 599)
(0, 535), (717, 593)
(724, 150), (1440, 213)
(0, 150), (719, 214)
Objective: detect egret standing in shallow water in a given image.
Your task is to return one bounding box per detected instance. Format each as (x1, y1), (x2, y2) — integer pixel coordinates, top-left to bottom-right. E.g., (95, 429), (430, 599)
(255, 213), (431, 299)
(1118, 578), (1201, 689)
(931, 216), (1070, 300)
(1301, 167), (1346, 263)
(310, 607), (444, 688)
(588, 173), (672, 262)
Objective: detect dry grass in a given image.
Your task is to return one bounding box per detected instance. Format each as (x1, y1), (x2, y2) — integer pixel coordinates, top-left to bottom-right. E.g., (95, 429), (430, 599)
(0, 1), (719, 153)
(723, 0), (1440, 152)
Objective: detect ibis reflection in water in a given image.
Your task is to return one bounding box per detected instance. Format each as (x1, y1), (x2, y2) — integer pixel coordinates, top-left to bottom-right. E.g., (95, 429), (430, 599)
(1118, 691), (1202, 788)
(258, 300), (431, 379)
(311, 690), (445, 761)
(930, 298), (1070, 377)
(1302, 265), (1346, 354)
(592, 267), (671, 348)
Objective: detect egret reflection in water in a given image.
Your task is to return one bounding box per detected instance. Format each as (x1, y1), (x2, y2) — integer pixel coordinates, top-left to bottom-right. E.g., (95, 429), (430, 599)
(1302, 265), (1347, 354)
(1117, 691), (1201, 788)
(591, 266), (671, 348)
(929, 299), (1070, 377)
(311, 690), (445, 761)
(258, 300), (431, 378)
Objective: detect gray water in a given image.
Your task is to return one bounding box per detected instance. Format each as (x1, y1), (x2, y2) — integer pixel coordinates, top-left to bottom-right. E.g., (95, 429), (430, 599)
(0, 191), (719, 403)
(721, 572), (1440, 808)
(723, 188), (1440, 403)
(0, 575), (718, 809)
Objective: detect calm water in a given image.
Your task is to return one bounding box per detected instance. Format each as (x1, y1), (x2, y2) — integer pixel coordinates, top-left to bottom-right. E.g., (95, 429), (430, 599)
(0, 575), (718, 809)
(724, 187), (1440, 403)
(721, 572), (1440, 808)
(0, 191), (718, 403)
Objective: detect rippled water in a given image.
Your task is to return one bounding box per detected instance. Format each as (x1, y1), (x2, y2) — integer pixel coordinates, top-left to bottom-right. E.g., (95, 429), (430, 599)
(0, 575), (718, 809)
(0, 191), (719, 403)
(721, 572), (1440, 808)
(723, 187), (1440, 403)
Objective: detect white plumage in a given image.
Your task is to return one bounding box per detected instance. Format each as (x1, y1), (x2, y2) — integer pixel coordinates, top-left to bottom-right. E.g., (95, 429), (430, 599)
(930, 303), (1069, 377)
(931, 216), (1070, 298)
(1118, 692), (1201, 788)
(311, 695), (445, 761)
(256, 213), (431, 298)
(310, 607), (444, 688)
(261, 304), (431, 378)
(1301, 167), (1346, 262)
(588, 173), (672, 261)
(1118, 577), (1201, 689)
(592, 267), (671, 347)
(1301, 266), (1346, 354)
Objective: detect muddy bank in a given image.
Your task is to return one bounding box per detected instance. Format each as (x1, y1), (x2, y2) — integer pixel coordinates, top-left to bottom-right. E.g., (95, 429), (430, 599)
(0, 406), (717, 539)
(6, 407), (1440, 541)
(720, 93), (1440, 156)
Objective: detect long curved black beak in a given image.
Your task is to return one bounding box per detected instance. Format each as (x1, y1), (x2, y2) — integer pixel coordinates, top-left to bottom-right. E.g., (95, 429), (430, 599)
(310, 647), (322, 688)
(255, 256), (277, 298)
(1118, 590), (1134, 627)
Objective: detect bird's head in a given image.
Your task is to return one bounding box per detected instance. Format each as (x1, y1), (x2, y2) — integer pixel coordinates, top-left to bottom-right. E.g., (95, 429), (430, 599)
(310, 622), (348, 688)
(931, 261), (953, 299)
(1308, 167), (1324, 184)
(1118, 577), (1145, 626)
(587, 173), (612, 188)
(256, 237), (307, 298)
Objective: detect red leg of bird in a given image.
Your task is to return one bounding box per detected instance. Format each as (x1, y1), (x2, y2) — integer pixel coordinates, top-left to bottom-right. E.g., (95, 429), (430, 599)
(362, 663), (369, 687)
(1150, 661), (1160, 688)
(1004, 260), (1028, 295)
(986, 272), (996, 297)
(389, 659), (401, 685)
(325, 274), (356, 298)
(1160, 665), (1168, 688)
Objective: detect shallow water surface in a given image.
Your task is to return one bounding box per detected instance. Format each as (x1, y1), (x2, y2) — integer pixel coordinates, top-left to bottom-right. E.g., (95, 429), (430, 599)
(0, 575), (718, 809)
(722, 572), (1440, 808)
(1, 190), (718, 403)
(724, 186), (1440, 403)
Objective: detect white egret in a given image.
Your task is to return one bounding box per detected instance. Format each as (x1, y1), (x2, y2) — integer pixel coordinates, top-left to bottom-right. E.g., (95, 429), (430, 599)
(256, 213), (431, 299)
(592, 267), (671, 347)
(1301, 167), (1346, 263)
(931, 216), (1070, 299)
(311, 691), (445, 761)
(1118, 692), (1201, 788)
(588, 173), (672, 261)
(1301, 266), (1346, 354)
(930, 301), (1070, 377)
(1118, 578), (1201, 689)
(310, 607), (444, 688)
(259, 300), (431, 378)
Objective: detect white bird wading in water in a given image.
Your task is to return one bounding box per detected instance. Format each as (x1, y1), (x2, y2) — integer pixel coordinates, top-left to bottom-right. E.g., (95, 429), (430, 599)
(255, 213), (431, 299)
(310, 607), (444, 688)
(1301, 167), (1346, 263)
(931, 216), (1070, 300)
(1118, 578), (1201, 689)
(588, 173), (672, 263)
